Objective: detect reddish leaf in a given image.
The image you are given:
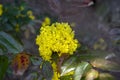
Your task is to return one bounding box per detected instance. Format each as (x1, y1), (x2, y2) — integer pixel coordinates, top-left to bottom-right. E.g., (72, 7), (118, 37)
(11, 52), (30, 76)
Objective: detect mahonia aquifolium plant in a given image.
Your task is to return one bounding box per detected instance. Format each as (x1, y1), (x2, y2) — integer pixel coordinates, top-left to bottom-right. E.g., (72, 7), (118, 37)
(36, 17), (79, 61)
(36, 17), (79, 80)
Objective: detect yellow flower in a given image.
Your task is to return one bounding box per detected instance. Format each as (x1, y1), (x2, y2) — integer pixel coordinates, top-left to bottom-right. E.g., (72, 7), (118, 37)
(36, 18), (79, 61)
(29, 15), (35, 20)
(27, 10), (32, 15)
(20, 6), (24, 11)
(52, 62), (60, 80)
(0, 4), (3, 16)
(42, 17), (51, 26)
(52, 72), (60, 80)
(27, 10), (35, 20)
(15, 24), (20, 32)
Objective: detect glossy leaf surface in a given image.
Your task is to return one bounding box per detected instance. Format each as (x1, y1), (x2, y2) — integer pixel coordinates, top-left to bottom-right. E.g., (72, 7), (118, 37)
(0, 55), (9, 80)
(74, 62), (91, 80)
(0, 31), (23, 54)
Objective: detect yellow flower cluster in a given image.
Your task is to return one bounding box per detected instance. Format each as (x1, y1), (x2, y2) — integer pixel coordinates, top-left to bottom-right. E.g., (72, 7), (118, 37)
(0, 4), (3, 16)
(36, 17), (79, 61)
(27, 10), (35, 20)
(52, 62), (60, 80)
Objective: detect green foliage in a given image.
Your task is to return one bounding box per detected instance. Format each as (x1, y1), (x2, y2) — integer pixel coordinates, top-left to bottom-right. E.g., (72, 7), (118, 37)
(76, 50), (120, 72)
(0, 1), (36, 80)
(0, 2), (118, 79)
(0, 55), (9, 80)
(60, 49), (118, 80)
(74, 62), (91, 80)
(61, 55), (92, 80)
(60, 75), (73, 80)
(90, 58), (120, 72)
(41, 61), (53, 80)
(0, 31), (23, 54)
(0, 1), (34, 32)
(25, 72), (38, 80)
(30, 56), (43, 66)
(77, 50), (113, 61)
(61, 56), (77, 76)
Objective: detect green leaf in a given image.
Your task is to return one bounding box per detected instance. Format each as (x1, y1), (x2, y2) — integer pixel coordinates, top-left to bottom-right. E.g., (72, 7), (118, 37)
(0, 23), (13, 31)
(25, 72), (38, 80)
(0, 31), (23, 54)
(78, 50), (120, 72)
(0, 55), (9, 80)
(42, 61), (53, 80)
(91, 58), (120, 72)
(0, 49), (4, 55)
(60, 75), (73, 80)
(78, 50), (113, 61)
(38, 74), (44, 80)
(74, 62), (91, 80)
(30, 56), (43, 66)
(61, 56), (77, 76)
(0, 44), (7, 54)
